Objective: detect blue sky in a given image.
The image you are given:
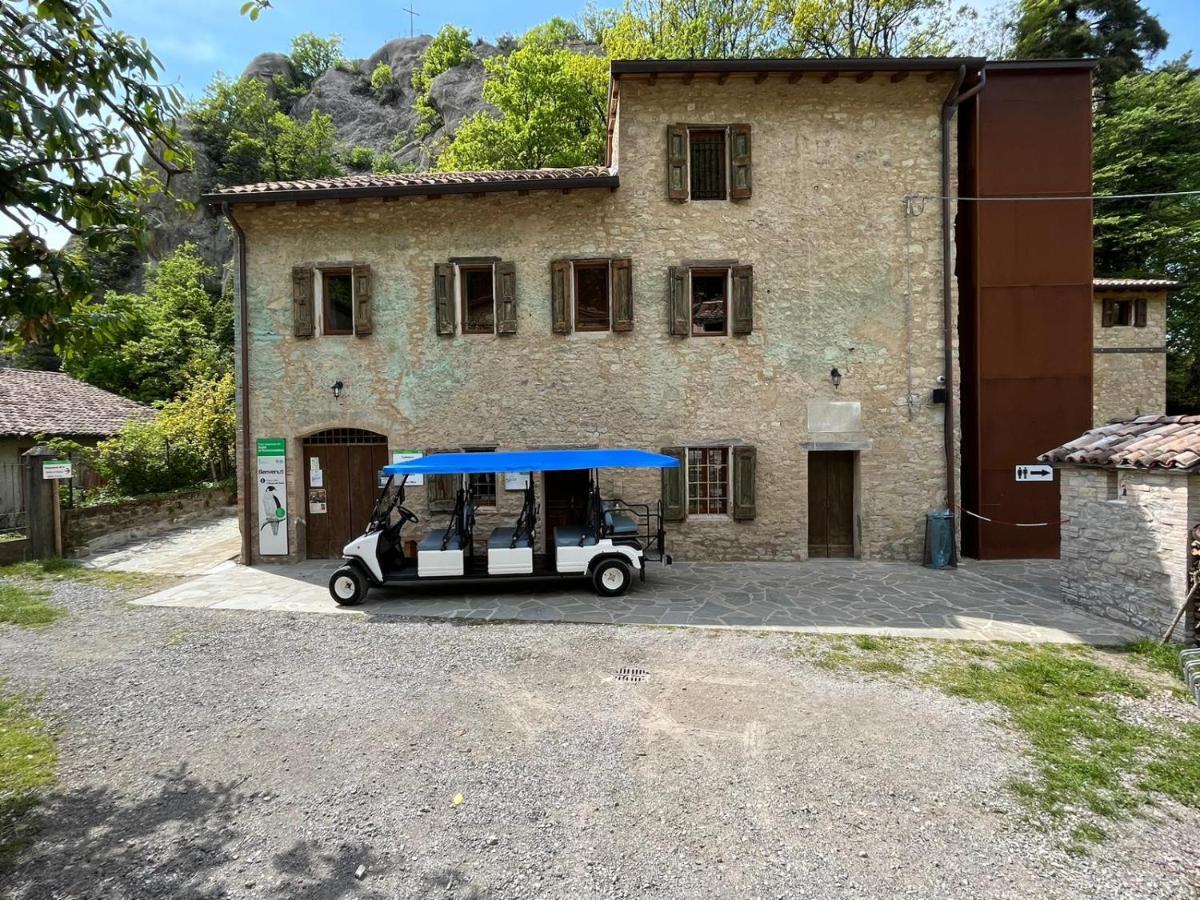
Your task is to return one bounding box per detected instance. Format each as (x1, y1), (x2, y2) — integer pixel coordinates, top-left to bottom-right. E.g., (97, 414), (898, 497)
(107, 0), (1200, 102)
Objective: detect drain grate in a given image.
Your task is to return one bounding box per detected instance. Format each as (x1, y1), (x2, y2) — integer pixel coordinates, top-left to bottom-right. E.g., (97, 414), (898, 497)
(615, 666), (649, 683)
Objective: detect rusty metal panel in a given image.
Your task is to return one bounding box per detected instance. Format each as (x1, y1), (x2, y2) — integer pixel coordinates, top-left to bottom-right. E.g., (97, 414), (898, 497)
(975, 201), (1094, 288)
(977, 285), (1092, 379)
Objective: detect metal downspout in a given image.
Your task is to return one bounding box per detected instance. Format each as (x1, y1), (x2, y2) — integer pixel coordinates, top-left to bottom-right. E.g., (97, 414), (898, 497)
(940, 64), (986, 562)
(222, 202), (254, 566)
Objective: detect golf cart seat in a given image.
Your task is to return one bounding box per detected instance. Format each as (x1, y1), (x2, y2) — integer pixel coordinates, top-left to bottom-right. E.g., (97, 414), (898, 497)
(602, 503), (639, 537)
(554, 526), (598, 548)
(418, 528), (467, 552)
(488, 527), (532, 549)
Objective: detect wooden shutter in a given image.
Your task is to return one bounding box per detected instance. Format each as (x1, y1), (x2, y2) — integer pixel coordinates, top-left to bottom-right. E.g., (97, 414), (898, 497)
(424, 449), (458, 512)
(667, 124), (688, 200)
(1134, 298), (1147, 328)
(353, 264), (373, 336)
(732, 445), (757, 521)
(668, 267), (689, 336)
(730, 124), (752, 200)
(292, 265), (314, 338)
(496, 261), (517, 334)
(1101, 299), (1116, 327)
(612, 257), (633, 332)
(550, 259), (570, 334)
(732, 264), (753, 335)
(661, 446), (686, 522)
(433, 263), (455, 336)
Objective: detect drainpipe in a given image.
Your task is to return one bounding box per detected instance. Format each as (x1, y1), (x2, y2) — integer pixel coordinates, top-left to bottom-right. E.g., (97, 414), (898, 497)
(222, 201), (254, 566)
(940, 64), (987, 562)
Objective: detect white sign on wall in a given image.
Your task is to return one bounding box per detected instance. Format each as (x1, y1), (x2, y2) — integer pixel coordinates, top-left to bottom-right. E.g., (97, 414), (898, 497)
(1015, 464), (1054, 482)
(256, 438), (288, 556)
(42, 459), (73, 480)
(505, 471), (530, 491)
(391, 449), (424, 486)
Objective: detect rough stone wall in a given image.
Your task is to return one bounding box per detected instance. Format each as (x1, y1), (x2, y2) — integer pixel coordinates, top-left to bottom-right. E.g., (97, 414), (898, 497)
(65, 485), (237, 555)
(235, 75), (958, 564)
(1093, 291), (1167, 424)
(1059, 466), (1192, 637)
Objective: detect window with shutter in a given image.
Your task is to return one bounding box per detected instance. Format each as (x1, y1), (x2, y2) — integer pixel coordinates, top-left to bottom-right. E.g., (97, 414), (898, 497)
(732, 445), (757, 520)
(573, 260), (610, 331)
(424, 448), (459, 512)
(730, 124), (752, 200)
(433, 263), (455, 336)
(353, 264), (373, 336)
(661, 446), (686, 522)
(322, 269), (354, 335)
(1134, 298), (1147, 328)
(1101, 299), (1116, 327)
(496, 261), (517, 334)
(460, 265), (496, 334)
(550, 259), (570, 334)
(292, 265), (315, 338)
(667, 124), (688, 200)
(668, 267), (689, 336)
(731, 264), (753, 335)
(612, 257), (633, 332)
(689, 129), (726, 200)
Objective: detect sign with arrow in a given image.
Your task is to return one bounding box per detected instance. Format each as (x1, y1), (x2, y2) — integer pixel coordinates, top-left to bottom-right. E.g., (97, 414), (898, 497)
(1015, 464), (1054, 482)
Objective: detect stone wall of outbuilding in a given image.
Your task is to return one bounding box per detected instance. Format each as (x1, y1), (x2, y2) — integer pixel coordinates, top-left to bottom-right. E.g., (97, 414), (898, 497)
(1092, 290), (1167, 424)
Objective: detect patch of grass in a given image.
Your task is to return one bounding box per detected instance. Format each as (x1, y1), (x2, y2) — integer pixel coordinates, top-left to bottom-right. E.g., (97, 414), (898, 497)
(0, 584), (61, 628)
(1122, 639), (1186, 679)
(0, 685), (57, 862)
(815, 639), (910, 677)
(852, 634), (886, 651)
(0, 559), (166, 596)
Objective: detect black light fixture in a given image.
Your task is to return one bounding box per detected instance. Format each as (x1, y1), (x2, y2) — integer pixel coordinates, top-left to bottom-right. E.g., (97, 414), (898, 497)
(830, 367), (842, 389)
(332, 380), (343, 400)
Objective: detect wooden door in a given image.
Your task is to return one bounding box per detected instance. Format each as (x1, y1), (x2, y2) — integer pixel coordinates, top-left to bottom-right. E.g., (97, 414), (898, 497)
(303, 442), (388, 559)
(543, 469), (590, 552)
(808, 451), (855, 559)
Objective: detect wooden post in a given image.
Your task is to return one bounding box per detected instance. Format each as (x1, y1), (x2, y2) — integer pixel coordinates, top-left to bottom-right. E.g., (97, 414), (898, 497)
(22, 446), (62, 559)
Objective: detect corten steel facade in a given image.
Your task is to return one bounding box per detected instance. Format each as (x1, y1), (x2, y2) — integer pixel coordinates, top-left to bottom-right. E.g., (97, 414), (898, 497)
(958, 61), (1096, 560)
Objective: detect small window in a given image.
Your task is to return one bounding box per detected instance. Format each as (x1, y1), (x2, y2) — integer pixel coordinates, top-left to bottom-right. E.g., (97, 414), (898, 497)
(461, 266), (495, 334)
(574, 261), (610, 331)
(687, 447), (729, 515)
(1114, 300), (1132, 326)
(691, 269), (728, 336)
(689, 129), (726, 200)
(322, 269), (354, 335)
(465, 446), (496, 508)
(1106, 470), (1121, 501)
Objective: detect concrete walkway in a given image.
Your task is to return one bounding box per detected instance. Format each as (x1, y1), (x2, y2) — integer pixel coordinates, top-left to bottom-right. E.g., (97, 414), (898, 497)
(131, 552), (1141, 645)
(82, 515), (240, 577)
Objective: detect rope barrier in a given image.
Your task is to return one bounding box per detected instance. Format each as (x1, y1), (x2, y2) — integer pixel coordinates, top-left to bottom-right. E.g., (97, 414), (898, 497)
(956, 505), (1071, 528)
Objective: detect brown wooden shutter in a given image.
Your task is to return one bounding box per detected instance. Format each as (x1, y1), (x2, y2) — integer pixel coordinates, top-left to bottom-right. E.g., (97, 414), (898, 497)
(424, 448), (458, 512)
(612, 257), (633, 332)
(732, 445), (757, 521)
(667, 124), (688, 200)
(292, 265), (314, 338)
(550, 259), (570, 334)
(661, 446), (686, 522)
(1101, 299), (1116, 327)
(496, 261), (517, 334)
(732, 264), (753, 335)
(668, 267), (689, 336)
(353, 264), (373, 336)
(730, 124), (752, 200)
(1134, 298), (1147, 328)
(433, 263), (454, 336)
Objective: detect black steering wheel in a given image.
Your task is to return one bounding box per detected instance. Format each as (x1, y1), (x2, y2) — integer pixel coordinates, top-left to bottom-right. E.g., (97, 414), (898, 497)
(397, 506), (419, 524)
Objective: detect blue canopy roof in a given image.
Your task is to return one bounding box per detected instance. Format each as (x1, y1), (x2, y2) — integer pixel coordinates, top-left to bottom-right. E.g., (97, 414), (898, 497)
(383, 448), (679, 476)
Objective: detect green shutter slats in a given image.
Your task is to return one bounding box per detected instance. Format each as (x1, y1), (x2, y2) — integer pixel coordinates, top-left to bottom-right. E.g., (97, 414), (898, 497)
(292, 265), (314, 339)
(612, 257), (633, 332)
(1134, 298), (1147, 328)
(667, 124), (688, 200)
(661, 446), (686, 522)
(550, 259), (570, 334)
(730, 124), (752, 200)
(732, 264), (753, 335)
(434, 262), (455, 336)
(668, 266), (689, 336)
(353, 264), (373, 336)
(496, 261), (517, 334)
(732, 445), (757, 521)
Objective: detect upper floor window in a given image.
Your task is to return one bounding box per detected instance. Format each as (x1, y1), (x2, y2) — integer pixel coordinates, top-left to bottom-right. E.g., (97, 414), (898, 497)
(667, 262), (753, 337)
(291, 263), (373, 339)
(689, 130), (726, 200)
(322, 269), (354, 335)
(461, 265), (496, 334)
(432, 260), (518, 336)
(667, 123), (752, 202)
(550, 257), (633, 334)
(1102, 298), (1147, 328)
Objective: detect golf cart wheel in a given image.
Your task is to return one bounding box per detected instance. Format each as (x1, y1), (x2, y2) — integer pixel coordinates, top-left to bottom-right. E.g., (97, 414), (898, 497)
(329, 565), (368, 606)
(592, 558), (632, 597)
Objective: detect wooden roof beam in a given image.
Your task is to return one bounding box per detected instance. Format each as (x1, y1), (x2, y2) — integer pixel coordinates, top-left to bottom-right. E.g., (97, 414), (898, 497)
(754, 72), (769, 84)
(682, 72), (694, 85)
(855, 72), (873, 83)
(717, 72), (730, 85)
(788, 71), (804, 83)
(890, 71), (910, 83)
(821, 71), (839, 84)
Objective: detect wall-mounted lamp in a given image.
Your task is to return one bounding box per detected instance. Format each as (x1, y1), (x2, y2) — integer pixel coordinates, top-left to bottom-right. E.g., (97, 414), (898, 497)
(332, 380), (344, 400)
(830, 367), (842, 389)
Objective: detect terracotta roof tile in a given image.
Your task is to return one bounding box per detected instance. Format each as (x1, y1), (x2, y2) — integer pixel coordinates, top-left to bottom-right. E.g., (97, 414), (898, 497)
(0, 368), (153, 438)
(1040, 416), (1200, 472)
(1093, 277), (1181, 291)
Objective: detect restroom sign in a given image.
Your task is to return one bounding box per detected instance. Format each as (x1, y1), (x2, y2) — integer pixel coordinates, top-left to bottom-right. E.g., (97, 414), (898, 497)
(1015, 464), (1053, 482)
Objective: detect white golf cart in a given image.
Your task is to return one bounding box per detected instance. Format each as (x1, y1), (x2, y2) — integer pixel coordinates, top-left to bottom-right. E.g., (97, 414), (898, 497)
(328, 448), (678, 606)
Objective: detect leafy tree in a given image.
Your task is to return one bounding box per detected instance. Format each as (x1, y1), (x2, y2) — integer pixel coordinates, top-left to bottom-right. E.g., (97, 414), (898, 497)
(0, 0), (190, 349)
(370, 62), (394, 92)
(288, 32), (344, 86)
(1013, 0), (1168, 91)
(412, 25), (475, 139)
(190, 75), (340, 188)
(784, 0), (973, 57)
(593, 0), (784, 58)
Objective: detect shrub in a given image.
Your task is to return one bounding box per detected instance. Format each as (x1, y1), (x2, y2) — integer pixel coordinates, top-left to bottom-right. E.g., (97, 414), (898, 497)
(412, 25), (473, 138)
(370, 61), (394, 92)
(345, 146), (376, 171)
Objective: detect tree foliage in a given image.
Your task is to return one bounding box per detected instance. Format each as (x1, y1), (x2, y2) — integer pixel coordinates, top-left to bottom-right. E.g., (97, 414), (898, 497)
(288, 32), (344, 86)
(0, 0), (191, 349)
(412, 25), (474, 138)
(590, 0), (784, 58)
(785, 0), (972, 57)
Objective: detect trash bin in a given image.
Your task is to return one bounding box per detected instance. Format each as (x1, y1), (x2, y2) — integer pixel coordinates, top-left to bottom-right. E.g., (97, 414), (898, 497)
(924, 509), (956, 569)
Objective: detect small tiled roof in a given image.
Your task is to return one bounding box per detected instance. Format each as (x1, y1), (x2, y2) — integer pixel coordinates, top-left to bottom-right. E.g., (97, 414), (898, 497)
(204, 165), (618, 205)
(0, 368), (153, 438)
(1040, 416), (1200, 472)
(1094, 277), (1181, 292)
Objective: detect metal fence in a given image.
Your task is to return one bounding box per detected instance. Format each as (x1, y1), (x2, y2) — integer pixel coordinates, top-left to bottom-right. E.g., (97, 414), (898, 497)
(0, 460), (27, 533)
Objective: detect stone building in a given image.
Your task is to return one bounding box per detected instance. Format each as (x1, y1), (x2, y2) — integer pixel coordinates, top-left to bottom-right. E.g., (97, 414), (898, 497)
(207, 57), (1096, 566)
(1092, 277), (1179, 424)
(1042, 417), (1200, 641)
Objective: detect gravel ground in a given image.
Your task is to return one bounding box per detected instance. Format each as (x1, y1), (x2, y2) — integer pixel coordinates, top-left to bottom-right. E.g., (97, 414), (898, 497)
(1, 578), (1198, 900)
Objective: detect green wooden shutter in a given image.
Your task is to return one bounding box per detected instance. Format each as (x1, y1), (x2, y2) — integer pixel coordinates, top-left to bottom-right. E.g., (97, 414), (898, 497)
(732, 264), (753, 335)
(612, 257), (633, 332)
(661, 446), (687, 522)
(353, 264), (373, 336)
(550, 259), (570, 334)
(433, 263), (455, 336)
(424, 449), (458, 512)
(1134, 298), (1147, 328)
(667, 124), (688, 200)
(732, 445), (757, 521)
(496, 261), (517, 334)
(730, 124), (752, 200)
(292, 265), (314, 338)
(668, 267), (689, 336)
(1101, 299), (1116, 327)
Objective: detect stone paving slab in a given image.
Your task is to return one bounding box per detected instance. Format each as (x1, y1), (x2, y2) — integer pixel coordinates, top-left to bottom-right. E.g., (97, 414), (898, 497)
(81, 514), (240, 577)
(132, 555), (1143, 645)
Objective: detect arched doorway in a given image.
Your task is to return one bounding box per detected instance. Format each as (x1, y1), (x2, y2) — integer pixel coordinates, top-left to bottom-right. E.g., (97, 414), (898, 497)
(302, 428), (388, 559)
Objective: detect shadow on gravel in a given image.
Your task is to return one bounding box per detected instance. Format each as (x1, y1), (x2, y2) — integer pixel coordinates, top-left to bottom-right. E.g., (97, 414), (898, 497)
(269, 839), (391, 899)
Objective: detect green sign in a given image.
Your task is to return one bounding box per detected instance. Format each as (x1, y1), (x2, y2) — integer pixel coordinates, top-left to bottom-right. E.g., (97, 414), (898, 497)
(256, 438), (286, 456)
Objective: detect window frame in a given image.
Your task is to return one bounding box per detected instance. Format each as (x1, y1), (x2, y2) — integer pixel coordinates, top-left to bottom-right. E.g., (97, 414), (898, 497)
(458, 263), (497, 335)
(463, 445), (498, 509)
(685, 445), (731, 517)
(688, 127), (728, 201)
(689, 267), (731, 337)
(571, 259), (612, 333)
(320, 267), (355, 336)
